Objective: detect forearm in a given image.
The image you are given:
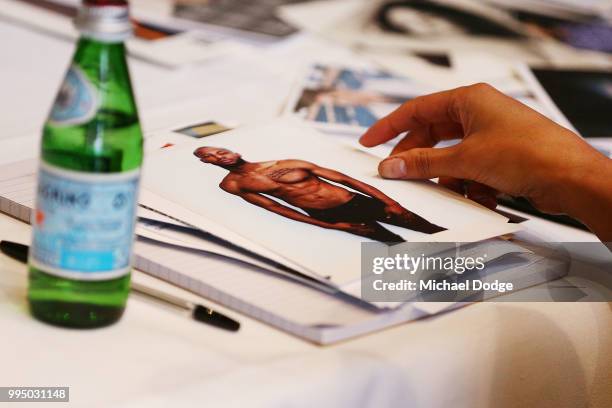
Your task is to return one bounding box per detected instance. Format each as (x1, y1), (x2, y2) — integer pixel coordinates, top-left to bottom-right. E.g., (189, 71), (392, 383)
(562, 157), (612, 242)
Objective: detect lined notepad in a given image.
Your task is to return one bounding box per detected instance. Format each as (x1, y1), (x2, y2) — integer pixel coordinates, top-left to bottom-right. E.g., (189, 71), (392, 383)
(0, 159), (568, 344)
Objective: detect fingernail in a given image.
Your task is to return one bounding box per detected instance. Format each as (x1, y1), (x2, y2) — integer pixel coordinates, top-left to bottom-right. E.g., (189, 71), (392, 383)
(379, 158), (406, 178)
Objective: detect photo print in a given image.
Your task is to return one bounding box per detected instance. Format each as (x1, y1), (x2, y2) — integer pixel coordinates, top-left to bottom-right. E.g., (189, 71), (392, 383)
(287, 64), (434, 133)
(141, 120), (518, 283)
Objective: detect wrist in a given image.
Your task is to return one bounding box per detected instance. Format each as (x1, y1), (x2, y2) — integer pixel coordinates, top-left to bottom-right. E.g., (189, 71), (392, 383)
(562, 155), (606, 213)
(561, 156), (612, 240)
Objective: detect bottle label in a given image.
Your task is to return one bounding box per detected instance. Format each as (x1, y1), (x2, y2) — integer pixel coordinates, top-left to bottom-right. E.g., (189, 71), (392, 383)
(48, 65), (98, 126)
(30, 162), (140, 281)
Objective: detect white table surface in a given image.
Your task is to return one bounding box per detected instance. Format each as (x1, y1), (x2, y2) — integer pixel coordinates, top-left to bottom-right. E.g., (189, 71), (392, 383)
(1, 9), (611, 408)
(2, 209), (611, 408)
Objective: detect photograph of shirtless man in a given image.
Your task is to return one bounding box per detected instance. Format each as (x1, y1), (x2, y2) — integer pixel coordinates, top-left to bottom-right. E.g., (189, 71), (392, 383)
(193, 147), (446, 243)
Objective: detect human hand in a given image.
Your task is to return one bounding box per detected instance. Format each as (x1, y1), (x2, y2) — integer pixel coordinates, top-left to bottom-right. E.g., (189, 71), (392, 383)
(359, 83), (612, 241)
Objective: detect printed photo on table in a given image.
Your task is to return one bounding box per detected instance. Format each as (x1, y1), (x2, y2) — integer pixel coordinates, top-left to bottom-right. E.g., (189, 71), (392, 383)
(141, 121), (517, 284)
(193, 146), (446, 243)
(288, 64), (434, 132)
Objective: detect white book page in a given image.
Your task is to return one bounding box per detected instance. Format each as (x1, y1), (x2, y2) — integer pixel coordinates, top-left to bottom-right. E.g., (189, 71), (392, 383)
(135, 219), (334, 292)
(133, 238), (387, 330)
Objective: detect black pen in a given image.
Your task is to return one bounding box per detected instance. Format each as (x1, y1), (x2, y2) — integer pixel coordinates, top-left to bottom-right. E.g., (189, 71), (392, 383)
(0, 240), (240, 332)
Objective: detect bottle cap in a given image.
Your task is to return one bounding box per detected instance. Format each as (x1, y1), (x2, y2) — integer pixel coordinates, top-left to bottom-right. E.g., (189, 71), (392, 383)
(75, 1), (132, 43)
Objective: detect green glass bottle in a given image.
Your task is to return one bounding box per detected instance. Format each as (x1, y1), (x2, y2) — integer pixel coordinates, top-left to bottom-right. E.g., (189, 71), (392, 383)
(28, 0), (142, 328)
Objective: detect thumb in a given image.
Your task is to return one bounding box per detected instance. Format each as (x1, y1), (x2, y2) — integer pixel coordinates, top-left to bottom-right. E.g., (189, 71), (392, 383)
(378, 146), (462, 180)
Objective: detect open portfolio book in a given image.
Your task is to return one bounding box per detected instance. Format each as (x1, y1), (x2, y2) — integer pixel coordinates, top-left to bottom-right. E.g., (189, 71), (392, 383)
(0, 120), (569, 344)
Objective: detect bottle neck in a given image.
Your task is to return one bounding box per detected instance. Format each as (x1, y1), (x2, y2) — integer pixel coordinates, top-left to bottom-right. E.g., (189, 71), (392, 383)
(75, 2), (132, 43)
(76, 36), (126, 54)
(70, 35), (137, 120)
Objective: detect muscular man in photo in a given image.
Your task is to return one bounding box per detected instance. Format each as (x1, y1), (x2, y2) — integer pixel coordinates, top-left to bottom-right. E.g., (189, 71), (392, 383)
(193, 147), (445, 243)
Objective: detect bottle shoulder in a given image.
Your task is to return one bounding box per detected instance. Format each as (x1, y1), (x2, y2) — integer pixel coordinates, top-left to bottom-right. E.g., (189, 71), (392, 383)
(42, 37), (143, 173)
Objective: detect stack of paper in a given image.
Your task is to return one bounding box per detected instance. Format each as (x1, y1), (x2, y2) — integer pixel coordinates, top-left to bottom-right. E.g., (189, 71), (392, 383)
(0, 139), (569, 343)
(0, 0), (244, 68)
(279, 0), (612, 66)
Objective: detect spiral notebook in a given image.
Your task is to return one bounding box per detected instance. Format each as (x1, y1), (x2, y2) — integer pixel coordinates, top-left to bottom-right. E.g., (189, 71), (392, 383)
(0, 158), (568, 344)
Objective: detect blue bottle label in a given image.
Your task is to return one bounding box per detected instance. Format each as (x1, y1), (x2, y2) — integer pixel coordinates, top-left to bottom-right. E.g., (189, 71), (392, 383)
(48, 65), (98, 126)
(30, 162), (140, 281)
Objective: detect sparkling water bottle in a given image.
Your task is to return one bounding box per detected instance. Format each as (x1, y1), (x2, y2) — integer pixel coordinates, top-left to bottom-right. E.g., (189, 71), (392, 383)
(28, 0), (142, 327)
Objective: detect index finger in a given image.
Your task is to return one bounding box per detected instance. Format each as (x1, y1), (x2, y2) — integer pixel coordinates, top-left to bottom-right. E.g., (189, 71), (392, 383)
(359, 87), (464, 147)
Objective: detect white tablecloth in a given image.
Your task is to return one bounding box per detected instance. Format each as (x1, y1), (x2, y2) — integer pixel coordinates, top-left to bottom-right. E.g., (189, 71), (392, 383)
(2, 213), (611, 408)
